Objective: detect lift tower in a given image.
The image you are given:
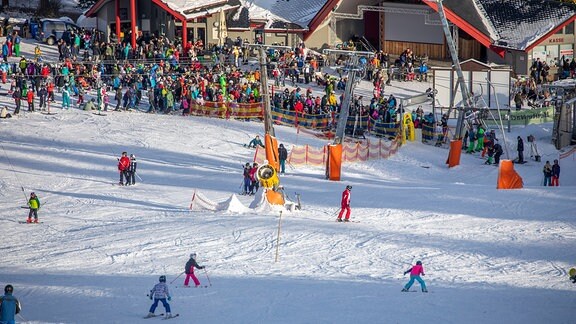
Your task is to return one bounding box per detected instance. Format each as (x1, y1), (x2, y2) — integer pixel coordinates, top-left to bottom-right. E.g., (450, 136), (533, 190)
(322, 49), (374, 180)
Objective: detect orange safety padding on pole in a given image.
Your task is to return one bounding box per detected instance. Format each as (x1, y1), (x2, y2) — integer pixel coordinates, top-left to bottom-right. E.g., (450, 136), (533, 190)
(265, 134), (280, 172)
(446, 139), (462, 168)
(497, 160), (524, 189)
(326, 144), (342, 181)
(266, 189), (285, 205)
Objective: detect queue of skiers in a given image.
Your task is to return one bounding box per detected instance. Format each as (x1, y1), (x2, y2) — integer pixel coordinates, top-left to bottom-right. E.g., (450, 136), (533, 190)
(463, 125), (506, 165)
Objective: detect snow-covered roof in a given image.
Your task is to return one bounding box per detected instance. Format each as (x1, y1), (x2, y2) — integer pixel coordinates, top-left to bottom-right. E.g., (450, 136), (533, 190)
(441, 0), (576, 51)
(154, 0), (238, 20)
(229, 0), (329, 30)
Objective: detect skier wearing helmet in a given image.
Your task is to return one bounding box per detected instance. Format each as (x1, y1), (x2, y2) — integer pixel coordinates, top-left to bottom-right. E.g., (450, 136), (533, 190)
(402, 261), (427, 292)
(0, 284), (21, 324)
(26, 192), (40, 223)
(184, 253), (205, 287)
(146, 275), (172, 319)
(337, 185), (352, 222)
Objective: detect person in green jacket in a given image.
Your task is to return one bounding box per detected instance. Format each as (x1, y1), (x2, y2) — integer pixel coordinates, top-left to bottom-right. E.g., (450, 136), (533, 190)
(474, 125), (485, 152)
(27, 192), (40, 223)
(165, 89), (174, 113)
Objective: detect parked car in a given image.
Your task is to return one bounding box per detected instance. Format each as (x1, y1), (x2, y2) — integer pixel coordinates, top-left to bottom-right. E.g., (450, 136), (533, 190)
(36, 18), (80, 45)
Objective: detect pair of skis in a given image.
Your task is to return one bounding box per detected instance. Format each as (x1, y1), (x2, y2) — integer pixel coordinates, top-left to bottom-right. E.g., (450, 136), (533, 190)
(144, 313), (180, 320)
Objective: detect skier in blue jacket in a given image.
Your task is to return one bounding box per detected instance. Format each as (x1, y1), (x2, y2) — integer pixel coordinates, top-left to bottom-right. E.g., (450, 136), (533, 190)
(146, 276), (172, 319)
(0, 284), (22, 324)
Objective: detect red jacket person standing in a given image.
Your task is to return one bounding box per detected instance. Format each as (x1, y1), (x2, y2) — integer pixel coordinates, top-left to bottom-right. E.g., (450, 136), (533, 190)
(337, 185), (352, 222)
(118, 152), (130, 185)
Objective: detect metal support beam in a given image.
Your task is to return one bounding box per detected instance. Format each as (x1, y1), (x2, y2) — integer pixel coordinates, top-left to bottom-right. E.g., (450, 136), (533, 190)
(435, 0), (471, 139)
(247, 44), (292, 137)
(332, 4), (443, 25)
(323, 49), (374, 145)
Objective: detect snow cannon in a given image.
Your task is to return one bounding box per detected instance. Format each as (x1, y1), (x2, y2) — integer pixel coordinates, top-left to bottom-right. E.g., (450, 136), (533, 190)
(256, 164), (285, 205)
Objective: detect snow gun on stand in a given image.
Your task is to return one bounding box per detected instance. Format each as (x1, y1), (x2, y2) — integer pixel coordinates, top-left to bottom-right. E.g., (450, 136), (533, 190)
(256, 158), (284, 205)
(249, 43), (292, 206)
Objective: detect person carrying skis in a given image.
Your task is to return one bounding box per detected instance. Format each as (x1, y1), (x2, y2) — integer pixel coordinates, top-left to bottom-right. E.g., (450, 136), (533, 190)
(27, 192), (40, 223)
(0, 284), (21, 324)
(337, 185), (352, 222)
(278, 143), (288, 174)
(402, 260), (427, 292)
(117, 152), (130, 185)
(184, 253), (205, 287)
(146, 275), (172, 319)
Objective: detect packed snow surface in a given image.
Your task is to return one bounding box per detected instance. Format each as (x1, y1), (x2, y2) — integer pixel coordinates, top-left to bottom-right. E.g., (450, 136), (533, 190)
(0, 40), (575, 324)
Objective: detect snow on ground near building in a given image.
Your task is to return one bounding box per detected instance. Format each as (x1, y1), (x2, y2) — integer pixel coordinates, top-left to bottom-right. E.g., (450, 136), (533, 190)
(0, 39), (575, 324)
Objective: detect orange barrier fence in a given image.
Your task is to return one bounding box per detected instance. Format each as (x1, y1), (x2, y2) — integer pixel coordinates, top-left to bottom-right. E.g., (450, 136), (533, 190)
(258, 138), (401, 167)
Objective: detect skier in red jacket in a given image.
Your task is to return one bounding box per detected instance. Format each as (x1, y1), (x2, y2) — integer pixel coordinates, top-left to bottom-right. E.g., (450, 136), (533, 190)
(117, 152), (130, 185)
(337, 185), (352, 222)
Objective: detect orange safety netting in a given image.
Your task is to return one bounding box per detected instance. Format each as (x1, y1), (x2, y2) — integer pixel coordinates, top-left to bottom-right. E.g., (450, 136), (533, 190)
(269, 138), (401, 167)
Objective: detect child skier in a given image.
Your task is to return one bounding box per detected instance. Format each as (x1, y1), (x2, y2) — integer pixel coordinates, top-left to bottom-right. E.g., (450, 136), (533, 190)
(146, 275), (173, 319)
(402, 261), (428, 292)
(27, 192), (40, 223)
(184, 253), (205, 287)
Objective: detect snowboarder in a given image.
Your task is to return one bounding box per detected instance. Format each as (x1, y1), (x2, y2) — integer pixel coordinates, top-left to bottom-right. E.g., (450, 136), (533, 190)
(0, 284), (21, 324)
(146, 275), (172, 319)
(484, 142), (495, 165)
(127, 154), (137, 185)
(117, 152), (130, 185)
(493, 142), (503, 165)
(27, 192), (40, 223)
(337, 185), (352, 222)
(278, 144), (288, 174)
(516, 136), (524, 163)
(183, 253), (205, 287)
(246, 135), (264, 148)
(402, 261), (427, 292)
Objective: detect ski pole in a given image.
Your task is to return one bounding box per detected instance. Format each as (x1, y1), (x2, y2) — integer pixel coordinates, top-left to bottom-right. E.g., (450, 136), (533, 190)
(203, 267), (212, 287)
(170, 271), (185, 284)
(135, 172), (143, 182)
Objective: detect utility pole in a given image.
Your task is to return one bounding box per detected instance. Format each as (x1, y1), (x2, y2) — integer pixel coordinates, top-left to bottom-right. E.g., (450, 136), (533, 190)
(434, 0), (472, 139)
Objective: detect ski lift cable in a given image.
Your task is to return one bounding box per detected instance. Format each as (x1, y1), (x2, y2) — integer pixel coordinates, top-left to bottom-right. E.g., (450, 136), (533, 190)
(0, 142), (29, 204)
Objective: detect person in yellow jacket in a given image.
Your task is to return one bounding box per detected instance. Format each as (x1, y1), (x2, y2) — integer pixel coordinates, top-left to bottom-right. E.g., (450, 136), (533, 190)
(27, 192), (40, 223)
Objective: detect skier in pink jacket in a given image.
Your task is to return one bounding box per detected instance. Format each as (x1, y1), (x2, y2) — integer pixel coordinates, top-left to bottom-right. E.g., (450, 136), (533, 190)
(402, 261), (427, 292)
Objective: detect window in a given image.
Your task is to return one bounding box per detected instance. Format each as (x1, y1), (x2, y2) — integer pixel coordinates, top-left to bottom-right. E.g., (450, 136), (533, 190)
(565, 21), (574, 35)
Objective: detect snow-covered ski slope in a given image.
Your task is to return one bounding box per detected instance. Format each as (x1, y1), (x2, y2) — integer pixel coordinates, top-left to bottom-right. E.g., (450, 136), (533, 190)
(0, 50), (575, 323)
